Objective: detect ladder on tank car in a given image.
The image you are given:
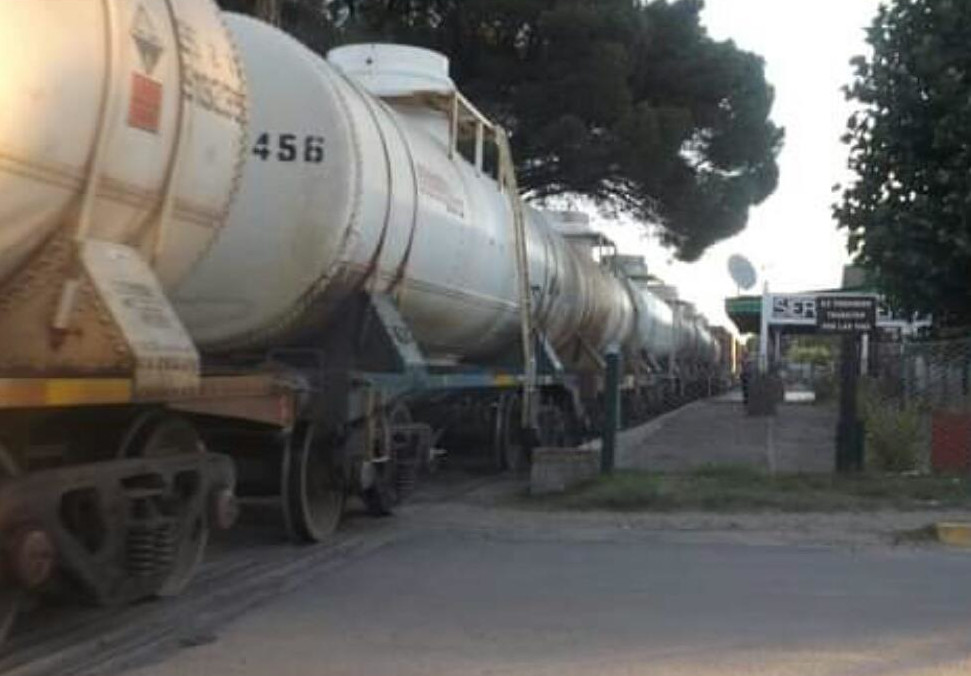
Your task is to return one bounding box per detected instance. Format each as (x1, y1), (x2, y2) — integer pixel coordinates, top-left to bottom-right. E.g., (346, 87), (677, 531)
(385, 89), (541, 439)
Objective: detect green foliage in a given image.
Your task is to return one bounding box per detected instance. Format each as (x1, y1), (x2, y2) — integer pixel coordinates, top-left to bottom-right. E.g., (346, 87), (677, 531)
(835, 0), (971, 326)
(788, 335), (838, 366)
(540, 468), (971, 512)
(788, 344), (831, 366)
(857, 379), (922, 472)
(865, 405), (922, 472)
(218, 0), (341, 52)
(218, 0), (783, 261)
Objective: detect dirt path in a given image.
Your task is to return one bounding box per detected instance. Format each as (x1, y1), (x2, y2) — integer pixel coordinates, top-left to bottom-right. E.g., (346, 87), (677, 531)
(607, 399), (838, 474)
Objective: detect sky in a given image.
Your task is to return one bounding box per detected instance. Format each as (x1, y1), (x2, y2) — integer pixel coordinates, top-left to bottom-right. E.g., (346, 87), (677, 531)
(594, 0), (883, 335)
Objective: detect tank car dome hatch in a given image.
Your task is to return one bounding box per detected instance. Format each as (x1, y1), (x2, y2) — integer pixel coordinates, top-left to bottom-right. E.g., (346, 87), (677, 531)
(546, 209), (590, 224)
(544, 211), (616, 254)
(648, 284), (680, 304)
(327, 44), (455, 97)
(543, 210), (592, 235)
(605, 254), (651, 280)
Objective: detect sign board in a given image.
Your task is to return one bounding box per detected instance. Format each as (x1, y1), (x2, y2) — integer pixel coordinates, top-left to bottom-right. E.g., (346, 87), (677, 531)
(816, 295), (877, 333)
(759, 292), (928, 334)
(82, 241), (200, 396)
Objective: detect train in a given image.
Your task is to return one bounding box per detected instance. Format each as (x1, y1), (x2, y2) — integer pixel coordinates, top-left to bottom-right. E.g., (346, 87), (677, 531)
(0, 0), (727, 644)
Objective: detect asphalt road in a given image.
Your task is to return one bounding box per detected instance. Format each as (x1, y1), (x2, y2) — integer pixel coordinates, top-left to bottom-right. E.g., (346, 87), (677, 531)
(125, 527), (971, 676)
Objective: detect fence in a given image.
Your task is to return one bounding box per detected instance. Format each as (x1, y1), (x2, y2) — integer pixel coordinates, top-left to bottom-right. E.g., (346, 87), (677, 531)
(865, 336), (971, 473)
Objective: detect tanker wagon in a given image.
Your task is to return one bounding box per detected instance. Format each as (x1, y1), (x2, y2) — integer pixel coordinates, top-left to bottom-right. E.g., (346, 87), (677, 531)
(0, 0), (722, 643)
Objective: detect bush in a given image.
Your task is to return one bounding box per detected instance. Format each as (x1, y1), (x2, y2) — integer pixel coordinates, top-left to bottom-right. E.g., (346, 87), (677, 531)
(859, 383), (922, 472)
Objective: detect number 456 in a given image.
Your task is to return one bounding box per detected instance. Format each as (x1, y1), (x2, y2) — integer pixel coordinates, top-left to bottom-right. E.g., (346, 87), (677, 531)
(252, 133), (325, 164)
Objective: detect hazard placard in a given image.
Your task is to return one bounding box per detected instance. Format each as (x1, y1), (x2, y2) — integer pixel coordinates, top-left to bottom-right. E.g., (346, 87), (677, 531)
(128, 72), (163, 133)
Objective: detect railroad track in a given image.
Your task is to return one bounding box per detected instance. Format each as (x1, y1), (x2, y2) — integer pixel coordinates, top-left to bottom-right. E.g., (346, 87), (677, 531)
(0, 470), (508, 676)
(0, 507), (399, 676)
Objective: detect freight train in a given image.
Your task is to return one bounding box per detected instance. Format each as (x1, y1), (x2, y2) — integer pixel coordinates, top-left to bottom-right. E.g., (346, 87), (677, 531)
(0, 0), (725, 644)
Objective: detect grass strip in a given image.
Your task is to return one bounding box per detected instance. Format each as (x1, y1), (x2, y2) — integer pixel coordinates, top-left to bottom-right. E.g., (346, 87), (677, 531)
(536, 465), (971, 513)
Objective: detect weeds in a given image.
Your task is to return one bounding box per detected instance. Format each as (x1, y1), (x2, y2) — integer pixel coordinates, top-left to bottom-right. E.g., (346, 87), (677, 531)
(538, 467), (971, 513)
(858, 378), (923, 472)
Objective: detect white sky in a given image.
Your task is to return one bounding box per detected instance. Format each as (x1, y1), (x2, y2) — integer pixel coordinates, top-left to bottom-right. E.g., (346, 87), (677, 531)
(594, 0), (882, 334)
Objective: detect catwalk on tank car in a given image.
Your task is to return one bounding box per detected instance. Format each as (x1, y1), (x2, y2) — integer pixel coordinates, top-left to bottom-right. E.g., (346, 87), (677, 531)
(0, 0), (726, 645)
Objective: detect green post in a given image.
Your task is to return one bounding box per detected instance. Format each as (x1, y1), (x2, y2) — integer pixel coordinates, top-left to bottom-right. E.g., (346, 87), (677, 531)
(602, 348), (621, 474)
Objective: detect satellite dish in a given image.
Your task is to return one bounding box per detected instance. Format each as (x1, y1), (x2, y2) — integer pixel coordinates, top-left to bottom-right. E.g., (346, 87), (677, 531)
(728, 254), (757, 291)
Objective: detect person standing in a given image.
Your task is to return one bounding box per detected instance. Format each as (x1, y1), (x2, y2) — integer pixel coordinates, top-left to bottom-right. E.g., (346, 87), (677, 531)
(740, 356), (754, 406)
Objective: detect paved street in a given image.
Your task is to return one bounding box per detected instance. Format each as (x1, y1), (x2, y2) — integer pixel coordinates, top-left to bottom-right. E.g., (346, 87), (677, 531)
(115, 399), (971, 676)
(126, 522), (971, 676)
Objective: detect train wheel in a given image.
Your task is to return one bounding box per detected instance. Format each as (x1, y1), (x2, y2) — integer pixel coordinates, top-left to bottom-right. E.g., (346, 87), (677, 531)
(118, 412), (209, 598)
(0, 590), (20, 648)
(362, 404), (410, 517)
(282, 422), (345, 543)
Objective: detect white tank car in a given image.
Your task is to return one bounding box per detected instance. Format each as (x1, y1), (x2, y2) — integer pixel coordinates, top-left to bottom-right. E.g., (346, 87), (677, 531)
(0, 0), (246, 289)
(636, 288), (677, 362)
(0, 1), (710, 372)
(537, 211), (635, 356)
(605, 255), (677, 363)
(172, 16), (636, 363)
(645, 284), (720, 367)
(680, 306), (719, 366)
(680, 304), (718, 365)
(697, 320), (720, 365)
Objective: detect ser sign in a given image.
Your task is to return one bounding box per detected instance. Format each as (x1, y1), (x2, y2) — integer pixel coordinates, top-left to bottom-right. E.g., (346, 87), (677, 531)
(769, 294), (817, 325)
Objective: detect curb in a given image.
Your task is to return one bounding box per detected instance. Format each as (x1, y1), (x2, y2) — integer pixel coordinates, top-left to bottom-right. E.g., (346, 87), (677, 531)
(935, 522), (971, 548)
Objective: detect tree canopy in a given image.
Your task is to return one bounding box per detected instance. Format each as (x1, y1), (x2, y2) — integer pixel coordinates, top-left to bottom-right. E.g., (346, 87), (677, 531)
(836, 0), (971, 327)
(219, 0), (783, 261)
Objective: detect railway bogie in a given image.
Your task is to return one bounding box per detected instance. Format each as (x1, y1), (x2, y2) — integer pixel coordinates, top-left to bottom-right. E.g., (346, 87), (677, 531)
(0, 405), (236, 645)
